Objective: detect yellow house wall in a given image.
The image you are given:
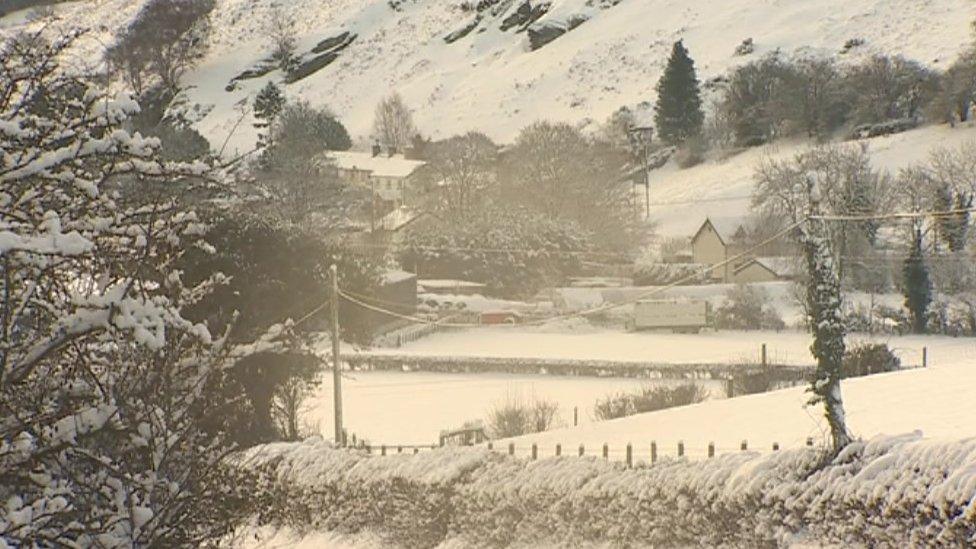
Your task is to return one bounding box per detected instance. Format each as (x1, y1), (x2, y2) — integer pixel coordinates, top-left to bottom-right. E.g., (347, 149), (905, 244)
(691, 224), (728, 280)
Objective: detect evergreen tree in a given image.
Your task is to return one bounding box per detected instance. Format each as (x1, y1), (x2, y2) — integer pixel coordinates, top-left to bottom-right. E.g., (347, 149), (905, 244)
(654, 40), (705, 146)
(254, 81), (285, 150)
(903, 228), (933, 334)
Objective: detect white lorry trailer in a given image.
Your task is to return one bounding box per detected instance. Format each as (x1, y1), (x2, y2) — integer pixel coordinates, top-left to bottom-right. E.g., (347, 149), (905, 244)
(630, 299), (710, 333)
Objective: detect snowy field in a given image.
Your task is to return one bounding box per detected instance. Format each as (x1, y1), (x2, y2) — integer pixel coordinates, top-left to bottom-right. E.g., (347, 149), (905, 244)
(303, 371), (728, 445)
(501, 351), (976, 461)
(372, 327), (970, 367)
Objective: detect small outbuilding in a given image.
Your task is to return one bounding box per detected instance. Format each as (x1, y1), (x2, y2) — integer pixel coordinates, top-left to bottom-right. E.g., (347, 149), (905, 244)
(731, 256), (802, 283)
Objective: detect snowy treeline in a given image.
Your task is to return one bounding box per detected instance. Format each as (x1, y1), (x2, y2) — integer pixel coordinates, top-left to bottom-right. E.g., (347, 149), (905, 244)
(237, 432), (976, 547)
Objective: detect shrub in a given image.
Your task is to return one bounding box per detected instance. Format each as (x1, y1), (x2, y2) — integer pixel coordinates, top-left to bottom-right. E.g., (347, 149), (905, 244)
(632, 262), (708, 285)
(714, 284), (785, 330)
(732, 366), (778, 395)
(486, 395), (561, 438)
(842, 343), (900, 378)
(594, 383), (708, 420)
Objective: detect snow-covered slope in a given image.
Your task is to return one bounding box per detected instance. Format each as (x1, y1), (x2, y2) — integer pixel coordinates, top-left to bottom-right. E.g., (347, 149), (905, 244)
(9, 0), (972, 156)
(501, 346), (976, 460)
(644, 124), (976, 236)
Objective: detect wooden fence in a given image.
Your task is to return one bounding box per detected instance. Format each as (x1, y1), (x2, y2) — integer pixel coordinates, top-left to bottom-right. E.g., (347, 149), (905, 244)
(339, 436), (820, 465)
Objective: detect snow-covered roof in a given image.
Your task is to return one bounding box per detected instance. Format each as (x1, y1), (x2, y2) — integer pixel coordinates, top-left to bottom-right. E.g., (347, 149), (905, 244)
(381, 269), (417, 285)
(419, 279), (487, 290)
(378, 206), (430, 232)
(325, 150), (425, 179)
(736, 256), (803, 278)
(693, 216), (749, 245)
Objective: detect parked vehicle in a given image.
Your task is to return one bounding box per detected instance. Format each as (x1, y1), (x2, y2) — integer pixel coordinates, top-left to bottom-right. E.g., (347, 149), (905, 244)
(630, 299), (710, 333)
(480, 310), (521, 325)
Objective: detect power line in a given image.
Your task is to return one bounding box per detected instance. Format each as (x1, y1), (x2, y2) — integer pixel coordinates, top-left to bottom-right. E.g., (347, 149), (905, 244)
(812, 206), (976, 222)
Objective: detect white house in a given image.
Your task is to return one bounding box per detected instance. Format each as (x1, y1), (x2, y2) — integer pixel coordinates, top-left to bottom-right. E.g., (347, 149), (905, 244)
(322, 148), (426, 206)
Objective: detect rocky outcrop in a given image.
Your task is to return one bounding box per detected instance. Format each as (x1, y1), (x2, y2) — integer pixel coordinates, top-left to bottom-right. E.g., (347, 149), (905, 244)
(499, 0), (550, 32)
(526, 14), (587, 51)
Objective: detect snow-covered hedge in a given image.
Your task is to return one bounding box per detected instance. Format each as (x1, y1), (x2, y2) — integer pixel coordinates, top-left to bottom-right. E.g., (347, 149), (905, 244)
(238, 433), (976, 547)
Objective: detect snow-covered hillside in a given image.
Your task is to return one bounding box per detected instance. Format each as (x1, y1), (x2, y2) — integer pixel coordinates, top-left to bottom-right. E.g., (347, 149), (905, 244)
(500, 346), (976, 459)
(7, 0), (972, 156)
(644, 124), (976, 236)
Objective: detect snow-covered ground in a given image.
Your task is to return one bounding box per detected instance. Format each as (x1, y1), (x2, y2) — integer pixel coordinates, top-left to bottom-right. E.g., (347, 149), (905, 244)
(372, 327), (969, 367)
(501, 350), (976, 460)
(303, 370), (720, 445)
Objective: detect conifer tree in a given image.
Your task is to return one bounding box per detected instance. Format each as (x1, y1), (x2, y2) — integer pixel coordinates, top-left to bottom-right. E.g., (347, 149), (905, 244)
(254, 81), (285, 150)
(903, 228), (933, 334)
(654, 40), (705, 146)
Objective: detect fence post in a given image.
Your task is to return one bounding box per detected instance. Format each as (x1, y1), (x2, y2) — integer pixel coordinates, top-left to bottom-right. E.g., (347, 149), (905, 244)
(413, 448), (419, 454)
(726, 377), (734, 398)
(531, 443), (538, 460)
(366, 445), (372, 455)
(651, 441), (657, 464)
(761, 343), (767, 367)
(626, 443), (633, 468)
(677, 441), (684, 457)
(579, 444), (585, 457)
(508, 443), (515, 456)
(922, 346), (928, 368)
(806, 437), (814, 447)
(556, 443), (561, 457)
(708, 442), (715, 458)
(487, 442), (493, 451)
(741, 440), (747, 451)
(397, 445), (403, 454)
(772, 442), (779, 451)
(602, 443), (609, 460)
(381, 445), (386, 456)
(574, 406), (579, 427)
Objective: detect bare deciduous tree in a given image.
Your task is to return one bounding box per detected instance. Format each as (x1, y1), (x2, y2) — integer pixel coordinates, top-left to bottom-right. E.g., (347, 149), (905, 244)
(372, 92), (417, 153)
(264, 5), (298, 72)
(424, 132), (498, 219)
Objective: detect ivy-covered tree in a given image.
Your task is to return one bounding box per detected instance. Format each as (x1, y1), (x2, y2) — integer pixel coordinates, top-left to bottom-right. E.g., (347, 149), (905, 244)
(933, 182), (971, 252)
(903, 228), (933, 334)
(654, 40), (704, 146)
(800, 178), (851, 455)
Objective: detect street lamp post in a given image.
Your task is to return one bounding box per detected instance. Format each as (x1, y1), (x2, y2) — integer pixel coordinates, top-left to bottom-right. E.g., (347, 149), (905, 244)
(627, 125), (654, 220)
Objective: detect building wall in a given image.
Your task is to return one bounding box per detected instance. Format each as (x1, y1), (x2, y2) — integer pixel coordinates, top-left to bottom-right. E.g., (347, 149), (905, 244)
(731, 262), (780, 284)
(691, 224), (727, 281)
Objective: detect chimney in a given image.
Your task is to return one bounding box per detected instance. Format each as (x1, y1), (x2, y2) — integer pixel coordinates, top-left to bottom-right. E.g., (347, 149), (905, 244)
(372, 142), (381, 157)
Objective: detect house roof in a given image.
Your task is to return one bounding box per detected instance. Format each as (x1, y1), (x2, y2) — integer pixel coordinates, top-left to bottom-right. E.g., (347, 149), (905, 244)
(324, 150), (426, 179)
(691, 216), (748, 246)
(734, 256), (802, 278)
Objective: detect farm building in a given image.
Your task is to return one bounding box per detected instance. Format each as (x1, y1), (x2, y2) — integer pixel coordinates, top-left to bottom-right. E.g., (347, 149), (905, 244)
(690, 217), (749, 282)
(731, 256), (803, 283)
(690, 217), (799, 283)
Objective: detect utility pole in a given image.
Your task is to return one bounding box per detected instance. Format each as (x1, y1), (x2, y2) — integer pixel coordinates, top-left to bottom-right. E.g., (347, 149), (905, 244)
(330, 264), (343, 447)
(627, 125), (654, 220)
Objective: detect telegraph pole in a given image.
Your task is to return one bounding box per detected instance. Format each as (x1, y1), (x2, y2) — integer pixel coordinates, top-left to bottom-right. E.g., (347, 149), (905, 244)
(627, 125), (654, 220)
(330, 264), (344, 446)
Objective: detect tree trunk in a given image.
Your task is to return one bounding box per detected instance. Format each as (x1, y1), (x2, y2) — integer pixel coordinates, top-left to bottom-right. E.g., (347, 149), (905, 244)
(801, 193), (851, 455)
